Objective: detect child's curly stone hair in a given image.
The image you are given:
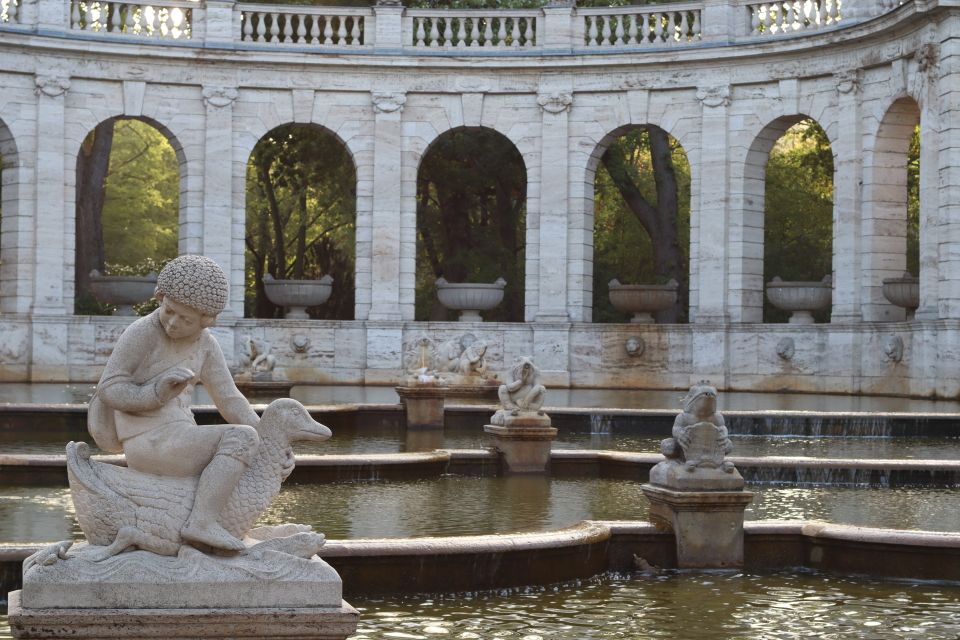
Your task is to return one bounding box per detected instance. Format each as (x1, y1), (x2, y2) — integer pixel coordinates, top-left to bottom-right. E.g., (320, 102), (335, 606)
(156, 255), (229, 316)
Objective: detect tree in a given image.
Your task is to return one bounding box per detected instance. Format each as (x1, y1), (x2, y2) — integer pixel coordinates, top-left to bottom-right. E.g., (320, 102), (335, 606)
(415, 128), (526, 321)
(75, 119), (114, 307)
(246, 124), (356, 320)
(595, 126), (691, 322)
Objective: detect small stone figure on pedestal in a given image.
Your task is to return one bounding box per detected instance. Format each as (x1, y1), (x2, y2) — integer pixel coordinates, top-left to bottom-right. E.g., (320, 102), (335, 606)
(484, 357), (556, 473)
(10, 255), (358, 640)
(642, 381), (753, 569)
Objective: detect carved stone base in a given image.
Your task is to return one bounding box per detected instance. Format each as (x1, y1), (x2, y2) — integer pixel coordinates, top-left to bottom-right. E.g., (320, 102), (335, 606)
(396, 385), (446, 429)
(8, 591), (359, 639)
(484, 414), (557, 473)
(641, 484), (754, 568)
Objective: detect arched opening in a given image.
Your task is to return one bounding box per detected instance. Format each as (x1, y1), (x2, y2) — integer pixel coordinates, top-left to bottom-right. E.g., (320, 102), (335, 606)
(747, 116), (834, 322)
(415, 127), (526, 322)
(245, 123), (356, 320)
(862, 97), (921, 321)
(74, 117), (182, 315)
(590, 125), (691, 323)
(0, 118), (20, 312)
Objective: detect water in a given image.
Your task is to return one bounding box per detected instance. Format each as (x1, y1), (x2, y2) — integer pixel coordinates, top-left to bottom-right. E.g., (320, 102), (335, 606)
(7, 430), (960, 460)
(3, 570), (960, 639)
(3, 479), (960, 544)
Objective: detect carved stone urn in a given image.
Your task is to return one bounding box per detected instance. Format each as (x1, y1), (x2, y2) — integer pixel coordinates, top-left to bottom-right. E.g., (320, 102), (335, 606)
(766, 276), (832, 324)
(882, 273), (919, 319)
(263, 274), (333, 319)
(608, 278), (678, 323)
(88, 270), (158, 316)
(436, 277), (506, 322)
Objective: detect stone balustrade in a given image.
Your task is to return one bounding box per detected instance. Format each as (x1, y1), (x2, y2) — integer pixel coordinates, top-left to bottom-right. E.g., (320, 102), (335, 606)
(1, 0), (18, 24)
(69, 0), (196, 39)
(745, 1), (841, 37)
(0, 0), (906, 50)
(578, 5), (701, 48)
(240, 3), (370, 46)
(406, 10), (539, 49)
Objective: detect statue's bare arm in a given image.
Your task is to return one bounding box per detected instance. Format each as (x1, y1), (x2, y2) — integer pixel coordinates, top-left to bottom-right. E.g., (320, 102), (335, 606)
(201, 336), (260, 427)
(98, 321), (172, 412)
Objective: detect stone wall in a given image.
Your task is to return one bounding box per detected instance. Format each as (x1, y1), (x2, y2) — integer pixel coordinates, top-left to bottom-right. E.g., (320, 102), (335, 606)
(0, 0), (956, 396)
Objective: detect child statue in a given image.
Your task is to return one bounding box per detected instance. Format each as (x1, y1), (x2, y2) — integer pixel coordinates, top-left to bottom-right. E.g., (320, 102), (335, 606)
(88, 255), (288, 552)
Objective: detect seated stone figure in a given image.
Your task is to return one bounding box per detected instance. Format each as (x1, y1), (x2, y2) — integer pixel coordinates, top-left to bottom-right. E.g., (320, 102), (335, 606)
(661, 381), (734, 472)
(457, 339), (488, 377)
(89, 255), (286, 553)
(491, 356), (547, 425)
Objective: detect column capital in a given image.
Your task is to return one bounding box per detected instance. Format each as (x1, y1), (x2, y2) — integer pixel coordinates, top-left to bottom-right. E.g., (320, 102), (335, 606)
(537, 91), (573, 114)
(34, 74), (70, 98)
(202, 86), (239, 109)
(372, 91), (406, 114)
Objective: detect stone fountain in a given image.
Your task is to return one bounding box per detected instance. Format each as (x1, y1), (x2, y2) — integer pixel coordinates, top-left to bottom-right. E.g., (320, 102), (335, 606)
(9, 256), (357, 639)
(641, 381), (753, 568)
(483, 356), (557, 473)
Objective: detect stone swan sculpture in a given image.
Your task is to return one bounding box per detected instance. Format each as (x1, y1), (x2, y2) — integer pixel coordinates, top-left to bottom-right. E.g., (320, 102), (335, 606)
(66, 398), (331, 562)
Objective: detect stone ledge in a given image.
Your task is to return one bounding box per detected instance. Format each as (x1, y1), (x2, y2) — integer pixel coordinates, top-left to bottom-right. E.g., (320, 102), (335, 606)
(8, 591), (359, 639)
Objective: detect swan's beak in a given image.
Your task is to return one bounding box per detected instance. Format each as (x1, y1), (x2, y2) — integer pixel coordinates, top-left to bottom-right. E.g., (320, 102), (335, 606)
(296, 418), (332, 443)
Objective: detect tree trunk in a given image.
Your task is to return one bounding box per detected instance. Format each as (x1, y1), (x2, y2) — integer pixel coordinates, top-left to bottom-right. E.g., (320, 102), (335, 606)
(600, 126), (687, 322)
(75, 119), (114, 306)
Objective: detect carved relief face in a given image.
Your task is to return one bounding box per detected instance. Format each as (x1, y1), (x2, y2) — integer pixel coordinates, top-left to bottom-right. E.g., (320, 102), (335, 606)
(157, 295), (215, 341)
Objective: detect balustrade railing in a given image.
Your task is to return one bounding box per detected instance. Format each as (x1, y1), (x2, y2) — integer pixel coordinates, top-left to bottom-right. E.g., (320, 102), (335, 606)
(69, 0), (195, 38)
(578, 4), (701, 48)
(1, 0), (19, 24)
(0, 0), (918, 51)
(240, 4), (369, 46)
(405, 9), (538, 48)
(746, 1), (841, 36)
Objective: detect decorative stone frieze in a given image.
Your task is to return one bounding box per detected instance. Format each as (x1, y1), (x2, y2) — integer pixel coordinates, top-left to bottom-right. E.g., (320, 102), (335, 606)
(202, 86), (239, 109)
(625, 337), (645, 358)
(34, 74), (70, 98)
(371, 91), (406, 114)
(696, 85), (730, 108)
(537, 92), (573, 114)
(835, 70), (861, 95)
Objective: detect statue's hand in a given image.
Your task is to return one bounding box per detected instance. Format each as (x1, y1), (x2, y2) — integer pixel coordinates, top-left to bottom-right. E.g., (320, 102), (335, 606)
(154, 367), (196, 403)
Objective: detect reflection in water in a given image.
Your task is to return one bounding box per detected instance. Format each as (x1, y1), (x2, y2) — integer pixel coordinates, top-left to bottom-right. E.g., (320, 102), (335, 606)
(4, 480), (960, 543)
(2, 570), (960, 638)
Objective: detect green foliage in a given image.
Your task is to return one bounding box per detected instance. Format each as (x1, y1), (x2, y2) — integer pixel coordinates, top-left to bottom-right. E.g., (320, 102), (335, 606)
(907, 124), (920, 277)
(245, 124), (356, 319)
(763, 120), (834, 322)
(100, 119), (179, 270)
(415, 128), (526, 321)
(592, 127), (690, 323)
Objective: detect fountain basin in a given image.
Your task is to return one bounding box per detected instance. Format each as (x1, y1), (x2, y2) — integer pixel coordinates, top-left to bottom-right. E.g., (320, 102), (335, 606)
(607, 278), (679, 323)
(87, 271), (157, 316)
(435, 277), (506, 321)
(766, 276), (832, 323)
(882, 273), (920, 317)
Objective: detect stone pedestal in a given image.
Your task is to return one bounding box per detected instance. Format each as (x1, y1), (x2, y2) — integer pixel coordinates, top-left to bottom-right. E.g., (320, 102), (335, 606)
(9, 543), (359, 639)
(642, 479), (753, 569)
(484, 412), (557, 473)
(396, 385), (446, 429)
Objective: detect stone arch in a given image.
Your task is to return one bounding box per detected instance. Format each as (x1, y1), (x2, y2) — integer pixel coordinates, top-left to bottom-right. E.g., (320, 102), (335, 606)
(582, 123), (693, 323)
(244, 122), (358, 320)
(0, 116), (24, 313)
(729, 113), (833, 323)
(861, 96), (921, 321)
(413, 125), (528, 322)
(71, 115), (188, 314)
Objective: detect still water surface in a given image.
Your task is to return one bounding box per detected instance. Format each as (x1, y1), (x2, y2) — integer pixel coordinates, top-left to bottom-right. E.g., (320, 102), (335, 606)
(3, 478), (959, 543)
(3, 570), (960, 639)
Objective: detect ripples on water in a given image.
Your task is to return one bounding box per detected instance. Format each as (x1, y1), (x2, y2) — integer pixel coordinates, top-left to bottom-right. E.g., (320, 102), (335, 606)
(4, 480), (960, 542)
(3, 570), (960, 639)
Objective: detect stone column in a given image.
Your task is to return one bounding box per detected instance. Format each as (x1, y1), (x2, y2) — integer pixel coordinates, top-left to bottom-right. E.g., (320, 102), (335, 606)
(201, 85), (243, 317)
(938, 33), (960, 319)
(368, 91), (405, 321)
(203, 0), (237, 46)
(831, 70), (863, 322)
(32, 73), (70, 316)
(916, 44), (941, 320)
(534, 89), (572, 322)
(372, 0), (403, 52)
(693, 84), (731, 324)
